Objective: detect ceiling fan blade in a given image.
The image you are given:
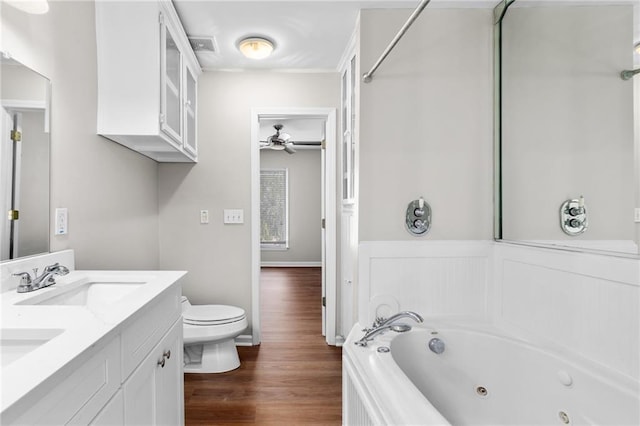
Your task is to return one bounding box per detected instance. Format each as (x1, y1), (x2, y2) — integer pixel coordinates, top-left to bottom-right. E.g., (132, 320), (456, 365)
(284, 144), (296, 154)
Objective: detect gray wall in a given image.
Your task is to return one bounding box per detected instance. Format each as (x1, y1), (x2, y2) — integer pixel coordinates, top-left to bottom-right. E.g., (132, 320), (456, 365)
(158, 71), (339, 333)
(502, 6), (635, 245)
(1, 1), (160, 269)
(358, 8), (494, 242)
(260, 149), (322, 264)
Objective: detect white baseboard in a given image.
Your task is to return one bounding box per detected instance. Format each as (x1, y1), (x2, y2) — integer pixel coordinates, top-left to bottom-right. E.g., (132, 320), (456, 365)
(260, 261), (322, 268)
(234, 334), (254, 346)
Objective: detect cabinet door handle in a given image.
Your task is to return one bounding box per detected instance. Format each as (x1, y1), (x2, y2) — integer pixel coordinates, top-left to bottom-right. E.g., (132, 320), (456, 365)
(157, 357), (166, 368)
(163, 350), (171, 360)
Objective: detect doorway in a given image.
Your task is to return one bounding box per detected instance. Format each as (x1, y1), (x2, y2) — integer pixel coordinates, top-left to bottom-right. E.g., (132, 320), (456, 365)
(250, 107), (337, 345)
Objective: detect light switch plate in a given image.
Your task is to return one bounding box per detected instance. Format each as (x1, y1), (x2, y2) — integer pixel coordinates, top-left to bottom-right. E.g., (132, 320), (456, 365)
(635, 208), (640, 223)
(223, 209), (244, 224)
(200, 210), (209, 224)
(55, 208), (68, 235)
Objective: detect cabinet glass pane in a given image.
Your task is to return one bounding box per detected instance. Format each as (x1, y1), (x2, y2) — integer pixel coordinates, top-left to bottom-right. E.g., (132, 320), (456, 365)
(184, 68), (196, 154)
(164, 27), (181, 138)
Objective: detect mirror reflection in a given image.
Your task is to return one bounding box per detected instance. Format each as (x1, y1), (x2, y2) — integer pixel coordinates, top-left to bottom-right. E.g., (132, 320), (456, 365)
(0, 54), (50, 260)
(498, 2), (639, 256)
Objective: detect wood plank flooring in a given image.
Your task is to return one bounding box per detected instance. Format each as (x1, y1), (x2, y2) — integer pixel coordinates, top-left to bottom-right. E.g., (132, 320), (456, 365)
(184, 267), (342, 425)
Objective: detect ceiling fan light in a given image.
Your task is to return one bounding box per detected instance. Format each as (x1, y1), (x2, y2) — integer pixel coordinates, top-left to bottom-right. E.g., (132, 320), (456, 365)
(238, 37), (274, 60)
(271, 144), (285, 151)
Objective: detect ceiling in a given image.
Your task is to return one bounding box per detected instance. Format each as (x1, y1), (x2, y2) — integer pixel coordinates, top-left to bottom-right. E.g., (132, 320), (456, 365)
(174, 0), (640, 71)
(173, 0), (498, 71)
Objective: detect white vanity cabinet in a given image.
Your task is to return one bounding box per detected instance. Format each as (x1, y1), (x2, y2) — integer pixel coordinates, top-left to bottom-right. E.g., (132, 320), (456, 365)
(95, 0), (201, 162)
(1, 277), (185, 426)
(123, 319), (183, 425)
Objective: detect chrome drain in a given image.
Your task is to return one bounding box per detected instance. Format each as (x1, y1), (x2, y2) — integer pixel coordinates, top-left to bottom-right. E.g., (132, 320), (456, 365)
(377, 346), (390, 353)
(476, 386), (488, 397)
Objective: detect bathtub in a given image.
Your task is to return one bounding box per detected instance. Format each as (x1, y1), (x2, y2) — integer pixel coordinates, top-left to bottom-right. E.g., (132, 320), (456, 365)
(343, 322), (640, 425)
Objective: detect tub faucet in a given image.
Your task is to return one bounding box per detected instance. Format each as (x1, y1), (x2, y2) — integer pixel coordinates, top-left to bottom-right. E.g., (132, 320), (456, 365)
(373, 311), (424, 329)
(13, 262), (69, 293)
(355, 323), (412, 347)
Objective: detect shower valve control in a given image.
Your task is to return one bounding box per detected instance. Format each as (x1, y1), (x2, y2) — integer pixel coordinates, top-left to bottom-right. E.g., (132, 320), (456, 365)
(560, 196), (587, 236)
(406, 197), (431, 236)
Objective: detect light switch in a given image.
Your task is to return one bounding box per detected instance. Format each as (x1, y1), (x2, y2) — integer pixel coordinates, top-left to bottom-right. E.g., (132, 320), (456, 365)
(635, 208), (640, 223)
(223, 209), (244, 224)
(200, 210), (209, 224)
(55, 208), (68, 235)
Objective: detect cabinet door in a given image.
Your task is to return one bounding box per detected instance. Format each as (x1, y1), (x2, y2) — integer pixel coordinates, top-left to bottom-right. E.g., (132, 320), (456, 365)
(156, 319), (184, 425)
(183, 65), (197, 156)
(160, 14), (183, 144)
(90, 390), (124, 426)
(123, 319), (184, 425)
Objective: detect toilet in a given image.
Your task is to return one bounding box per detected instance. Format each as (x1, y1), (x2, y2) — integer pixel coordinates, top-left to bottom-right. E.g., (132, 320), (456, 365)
(181, 296), (248, 373)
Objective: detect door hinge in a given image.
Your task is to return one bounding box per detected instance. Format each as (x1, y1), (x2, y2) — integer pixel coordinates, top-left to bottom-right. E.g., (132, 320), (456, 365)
(322, 296), (326, 307)
(10, 130), (21, 142)
(159, 114), (165, 124)
(321, 140), (326, 150)
(8, 210), (19, 220)
(321, 218), (325, 229)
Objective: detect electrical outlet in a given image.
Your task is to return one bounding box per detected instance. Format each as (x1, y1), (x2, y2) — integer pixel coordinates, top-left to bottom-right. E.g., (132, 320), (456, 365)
(55, 208), (68, 235)
(200, 210), (209, 224)
(223, 209), (244, 224)
(635, 208), (640, 223)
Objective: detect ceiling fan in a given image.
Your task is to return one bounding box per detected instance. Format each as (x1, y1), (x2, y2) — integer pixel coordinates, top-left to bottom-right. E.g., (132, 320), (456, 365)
(260, 124), (296, 154)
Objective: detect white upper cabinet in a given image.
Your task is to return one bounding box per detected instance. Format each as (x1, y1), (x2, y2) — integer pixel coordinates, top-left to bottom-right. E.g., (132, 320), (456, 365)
(96, 1), (201, 162)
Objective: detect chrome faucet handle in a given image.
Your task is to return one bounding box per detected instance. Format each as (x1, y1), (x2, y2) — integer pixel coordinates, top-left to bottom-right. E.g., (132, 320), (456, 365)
(13, 272), (34, 293)
(13, 272), (32, 284)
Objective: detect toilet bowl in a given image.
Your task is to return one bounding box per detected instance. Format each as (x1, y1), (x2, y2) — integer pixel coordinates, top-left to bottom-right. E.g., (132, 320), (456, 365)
(181, 296), (248, 373)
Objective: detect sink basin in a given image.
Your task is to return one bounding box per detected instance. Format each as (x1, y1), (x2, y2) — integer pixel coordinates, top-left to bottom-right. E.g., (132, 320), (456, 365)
(17, 281), (145, 311)
(1, 328), (64, 368)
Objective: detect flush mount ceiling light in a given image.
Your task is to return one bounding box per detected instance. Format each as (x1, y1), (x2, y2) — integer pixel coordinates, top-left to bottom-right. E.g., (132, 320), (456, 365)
(238, 37), (274, 60)
(4, 0), (49, 14)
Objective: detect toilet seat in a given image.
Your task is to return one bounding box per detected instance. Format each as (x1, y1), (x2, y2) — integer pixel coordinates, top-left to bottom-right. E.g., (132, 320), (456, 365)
(183, 304), (246, 326)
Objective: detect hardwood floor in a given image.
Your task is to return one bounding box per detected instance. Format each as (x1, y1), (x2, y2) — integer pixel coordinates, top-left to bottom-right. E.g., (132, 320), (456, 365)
(184, 267), (342, 425)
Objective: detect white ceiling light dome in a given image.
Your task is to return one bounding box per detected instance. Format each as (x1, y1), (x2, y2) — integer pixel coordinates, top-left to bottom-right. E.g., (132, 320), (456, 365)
(238, 37), (274, 60)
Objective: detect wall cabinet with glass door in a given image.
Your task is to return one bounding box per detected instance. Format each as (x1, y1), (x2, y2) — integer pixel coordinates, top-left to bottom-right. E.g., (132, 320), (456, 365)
(341, 54), (356, 204)
(96, 0), (200, 162)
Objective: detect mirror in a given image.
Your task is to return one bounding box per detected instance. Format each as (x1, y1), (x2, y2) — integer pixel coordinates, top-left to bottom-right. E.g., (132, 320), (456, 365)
(495, 1), (639, 256)
(0, 53), (50, 261)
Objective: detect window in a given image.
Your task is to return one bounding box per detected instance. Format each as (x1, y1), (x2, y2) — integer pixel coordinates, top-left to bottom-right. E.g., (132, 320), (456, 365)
(260, 169), (288, 249)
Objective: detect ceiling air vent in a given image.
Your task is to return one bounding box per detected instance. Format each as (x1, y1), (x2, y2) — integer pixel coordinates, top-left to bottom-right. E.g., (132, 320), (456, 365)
(188, 37), (216, 53)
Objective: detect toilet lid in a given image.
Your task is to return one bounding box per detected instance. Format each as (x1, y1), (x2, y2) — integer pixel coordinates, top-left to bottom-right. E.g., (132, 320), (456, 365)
(183, 304), (246, 326)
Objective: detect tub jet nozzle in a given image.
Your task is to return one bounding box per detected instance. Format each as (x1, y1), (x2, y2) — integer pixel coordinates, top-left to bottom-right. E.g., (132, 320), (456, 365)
(428, 337), (445, 354)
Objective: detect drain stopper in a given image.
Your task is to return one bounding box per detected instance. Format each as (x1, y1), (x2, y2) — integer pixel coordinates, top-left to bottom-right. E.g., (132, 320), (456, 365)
(476, 386), (488, 396)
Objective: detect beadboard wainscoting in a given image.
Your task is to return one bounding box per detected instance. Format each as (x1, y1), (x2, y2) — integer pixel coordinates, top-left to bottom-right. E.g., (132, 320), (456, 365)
(357, 241), (493, 327)
(493, 243), (640, 381)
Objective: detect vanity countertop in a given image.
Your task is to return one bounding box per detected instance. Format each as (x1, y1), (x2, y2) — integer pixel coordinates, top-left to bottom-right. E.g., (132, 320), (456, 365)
(0, 269), (186, 415)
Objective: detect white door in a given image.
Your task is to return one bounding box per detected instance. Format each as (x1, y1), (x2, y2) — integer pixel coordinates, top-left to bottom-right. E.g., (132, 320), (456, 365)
(1, 110), (21, 261)
(321, 137), (326, 336)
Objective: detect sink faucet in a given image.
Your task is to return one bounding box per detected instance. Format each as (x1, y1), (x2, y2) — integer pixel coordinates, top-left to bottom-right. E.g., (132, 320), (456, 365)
(13, 262), (70, 293)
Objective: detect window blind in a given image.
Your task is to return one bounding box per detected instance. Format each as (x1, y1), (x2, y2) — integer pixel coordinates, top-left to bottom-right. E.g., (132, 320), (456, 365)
(260, 169), (288, 248)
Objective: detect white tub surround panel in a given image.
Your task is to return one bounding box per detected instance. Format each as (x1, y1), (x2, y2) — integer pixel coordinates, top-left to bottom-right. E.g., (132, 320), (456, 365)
(358, 241), (492, 328)
(1, 252), (186, 425)
(494, 243), (640, 381)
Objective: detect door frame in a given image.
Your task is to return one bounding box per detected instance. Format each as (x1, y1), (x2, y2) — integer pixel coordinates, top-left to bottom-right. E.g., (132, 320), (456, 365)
(250, 107), (337, 345)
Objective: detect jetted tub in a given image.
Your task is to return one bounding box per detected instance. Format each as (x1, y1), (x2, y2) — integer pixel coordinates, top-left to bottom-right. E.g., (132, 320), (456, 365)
(343, 322), (640, 425)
